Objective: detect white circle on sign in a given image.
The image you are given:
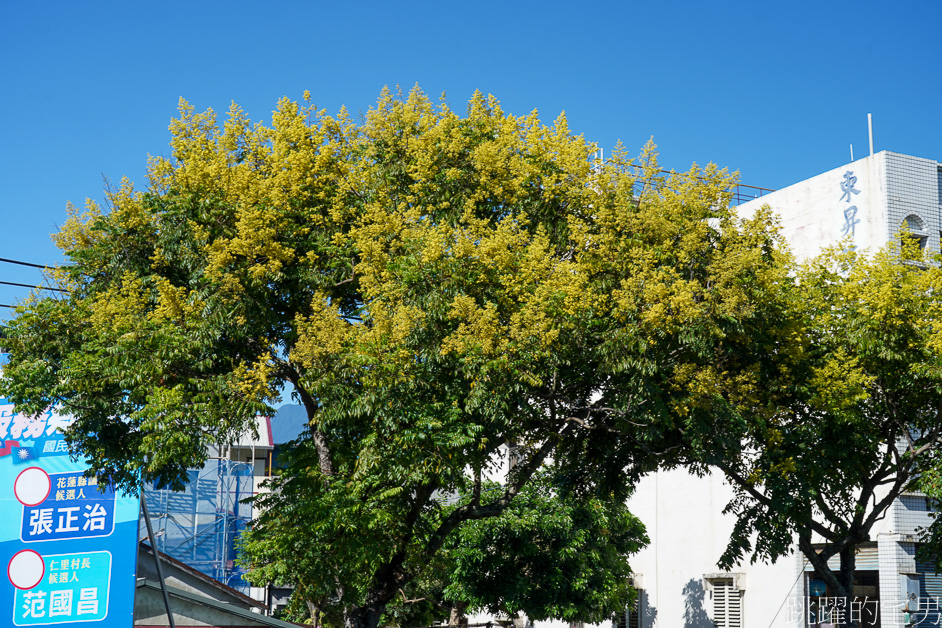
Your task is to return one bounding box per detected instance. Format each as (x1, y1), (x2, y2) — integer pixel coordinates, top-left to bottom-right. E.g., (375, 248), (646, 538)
(14, 467), (51, 507)
(8, 550), (44, 590)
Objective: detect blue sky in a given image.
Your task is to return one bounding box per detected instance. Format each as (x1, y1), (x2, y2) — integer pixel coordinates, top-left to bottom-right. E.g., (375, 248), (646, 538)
(2, 1), (940, 312)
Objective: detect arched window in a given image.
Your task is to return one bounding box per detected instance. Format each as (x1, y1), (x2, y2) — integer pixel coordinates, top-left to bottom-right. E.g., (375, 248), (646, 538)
(901, 214), (928, 251)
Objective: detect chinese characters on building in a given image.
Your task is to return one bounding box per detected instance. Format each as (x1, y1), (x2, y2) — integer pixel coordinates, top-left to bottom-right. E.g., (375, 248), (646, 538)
(839, 170), (861, 245)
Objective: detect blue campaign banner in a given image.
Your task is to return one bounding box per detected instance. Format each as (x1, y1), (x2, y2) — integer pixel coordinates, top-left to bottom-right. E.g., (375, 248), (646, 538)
(0, 400), (140, 627)
(14, 551), (112, 625)
(21, 471), (116, 543)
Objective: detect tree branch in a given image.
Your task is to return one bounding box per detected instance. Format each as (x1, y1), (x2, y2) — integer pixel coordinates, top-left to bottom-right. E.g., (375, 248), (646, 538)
(423, 425), (570, 560)
(271, 353), (334, 477)
(718, 461), (836, 541)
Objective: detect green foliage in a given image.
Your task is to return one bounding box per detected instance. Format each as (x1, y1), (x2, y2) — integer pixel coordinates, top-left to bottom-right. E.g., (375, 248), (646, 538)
(439, 472), (646, 623)
(0, 86), (789, 627)
(711, 237), (942, 596)
(242, 465), (646, 626)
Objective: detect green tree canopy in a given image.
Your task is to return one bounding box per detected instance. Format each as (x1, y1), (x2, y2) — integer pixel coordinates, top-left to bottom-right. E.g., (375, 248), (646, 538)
(243, 467), (647, 627)
(440, 471), (647, 623)
(0, 87), (789, 628)
(704, 239), (942, 610)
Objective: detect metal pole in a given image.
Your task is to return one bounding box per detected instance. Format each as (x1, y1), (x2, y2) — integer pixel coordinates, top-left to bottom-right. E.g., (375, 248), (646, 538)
(868, 113), (874, 156)
(142, 492), (176, 628)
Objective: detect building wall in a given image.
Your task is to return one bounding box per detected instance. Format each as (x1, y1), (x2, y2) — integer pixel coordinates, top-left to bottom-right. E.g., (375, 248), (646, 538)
(738, 152), (890, 260)
(739, 151), (942, 263)
(884, 152), (942, 252)
(625, 469), (802, 627)
(142, 459), (256, 595)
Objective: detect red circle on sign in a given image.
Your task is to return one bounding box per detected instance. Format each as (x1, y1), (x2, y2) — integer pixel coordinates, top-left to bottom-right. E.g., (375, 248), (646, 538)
(8, 549), (45, 590)
(14, 467), (51, 507)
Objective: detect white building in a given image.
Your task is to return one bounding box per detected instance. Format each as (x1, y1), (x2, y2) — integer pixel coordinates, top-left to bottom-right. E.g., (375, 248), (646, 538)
(740, 151), (942, 261)
(624, 151), (942, 628)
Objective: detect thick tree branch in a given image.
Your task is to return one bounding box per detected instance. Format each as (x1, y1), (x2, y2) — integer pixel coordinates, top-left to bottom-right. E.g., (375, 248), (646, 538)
(719, 462), (836, 541)
(271, 353), (334, 477)
(423, 425), (570, 560)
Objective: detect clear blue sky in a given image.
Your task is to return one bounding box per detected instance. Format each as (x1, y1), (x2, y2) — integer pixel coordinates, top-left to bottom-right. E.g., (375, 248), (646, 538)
(2, 1), (940, 312)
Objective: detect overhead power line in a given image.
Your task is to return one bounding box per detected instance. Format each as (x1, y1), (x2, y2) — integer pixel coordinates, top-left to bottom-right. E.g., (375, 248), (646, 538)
(0, 280), (67, 293)
(0, 258), (66, 308)
(0, 257), (52, 270)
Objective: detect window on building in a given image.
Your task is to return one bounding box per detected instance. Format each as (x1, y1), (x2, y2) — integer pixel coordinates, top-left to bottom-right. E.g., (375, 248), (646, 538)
(709, 578), (742, 628)
(627, 592), (641, 628)
(613, 606), (627, 628)
(901, 214), (928, 251)
(613, 593), (642, 628)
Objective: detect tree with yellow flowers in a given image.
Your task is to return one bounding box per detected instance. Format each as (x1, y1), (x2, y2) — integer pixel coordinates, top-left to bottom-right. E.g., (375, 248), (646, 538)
(706, 238), (942, 624)
(0, 87), (791, 628)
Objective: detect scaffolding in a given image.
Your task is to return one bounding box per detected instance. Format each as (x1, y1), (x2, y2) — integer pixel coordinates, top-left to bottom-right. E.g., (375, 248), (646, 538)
(142, 458), (254, 594)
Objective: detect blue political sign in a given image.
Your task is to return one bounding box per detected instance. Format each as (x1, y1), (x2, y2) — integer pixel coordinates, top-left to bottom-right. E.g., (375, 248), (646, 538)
(21, 471), (116, 543)
(0, 401), (140, 627)
(15, 550), (112, 625)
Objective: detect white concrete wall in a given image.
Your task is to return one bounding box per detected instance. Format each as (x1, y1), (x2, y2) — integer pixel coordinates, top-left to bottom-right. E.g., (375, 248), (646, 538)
(739, 151), (942, 264)
(624, 471), (927, 628)
(738, 152), (890, 262)
(624, 469), (801, 627)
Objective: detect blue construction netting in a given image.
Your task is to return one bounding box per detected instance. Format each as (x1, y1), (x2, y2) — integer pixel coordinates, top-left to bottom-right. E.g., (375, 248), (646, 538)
(141, 458), (254, 594)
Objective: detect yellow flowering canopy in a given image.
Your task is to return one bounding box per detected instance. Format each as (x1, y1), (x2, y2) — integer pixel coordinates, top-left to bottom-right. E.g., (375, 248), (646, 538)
(1, 87), (788, 494)
(1, 87), (811, 627)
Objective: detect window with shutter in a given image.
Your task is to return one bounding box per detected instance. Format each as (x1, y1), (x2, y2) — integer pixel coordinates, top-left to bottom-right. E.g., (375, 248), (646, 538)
(710, 578), (742, 628)
(613, 605), (627, 628)
(627, 592), (641, 628)
(614, 591), (642, 628)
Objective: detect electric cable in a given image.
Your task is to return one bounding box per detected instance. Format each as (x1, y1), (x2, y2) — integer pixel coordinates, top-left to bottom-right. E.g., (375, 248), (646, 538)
(766, 556), (809, 628)
(0, 257), (51, 270)
(0, 280), (67, 293)
(0, 258), (69, 309)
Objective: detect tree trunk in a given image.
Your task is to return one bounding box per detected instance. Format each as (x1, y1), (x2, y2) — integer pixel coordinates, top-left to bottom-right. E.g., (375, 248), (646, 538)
(800, 535), (860, 628)
(343, 601), (386, 628)
(449, 601), (469, 626)
(834, 545), (857, 628)
(342, 574), (403, 628)
(305, 601), (322, 627)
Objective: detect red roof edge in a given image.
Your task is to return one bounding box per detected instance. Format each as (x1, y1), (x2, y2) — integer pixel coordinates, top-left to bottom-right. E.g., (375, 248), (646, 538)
(264, 415), (274, 448)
